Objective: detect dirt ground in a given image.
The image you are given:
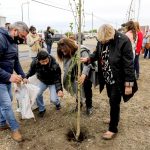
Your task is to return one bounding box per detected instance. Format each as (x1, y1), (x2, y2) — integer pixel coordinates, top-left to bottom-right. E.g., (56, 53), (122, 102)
(0, 41), (150, 150)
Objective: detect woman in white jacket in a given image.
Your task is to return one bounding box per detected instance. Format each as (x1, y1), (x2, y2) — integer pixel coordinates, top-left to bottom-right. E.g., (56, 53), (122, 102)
(27, 26), (41, 59)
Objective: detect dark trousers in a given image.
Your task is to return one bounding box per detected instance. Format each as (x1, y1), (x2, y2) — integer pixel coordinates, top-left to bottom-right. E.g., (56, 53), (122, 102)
(47, 44), (52, 54)
(134, 54), (139, 78)
(144, 49), (150, 59)
(106, 84), (121, 133)
(83, 79), (92, 109)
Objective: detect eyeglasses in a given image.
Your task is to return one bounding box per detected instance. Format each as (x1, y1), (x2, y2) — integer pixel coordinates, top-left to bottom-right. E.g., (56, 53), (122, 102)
(31, 30), (36, 34)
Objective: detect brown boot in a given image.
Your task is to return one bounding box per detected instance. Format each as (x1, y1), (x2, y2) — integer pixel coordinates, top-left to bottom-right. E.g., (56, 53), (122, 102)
(11, 130), (22, 142)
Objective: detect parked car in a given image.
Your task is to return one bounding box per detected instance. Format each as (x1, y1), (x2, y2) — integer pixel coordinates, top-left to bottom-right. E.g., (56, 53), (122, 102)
(52, 34), (66, 42)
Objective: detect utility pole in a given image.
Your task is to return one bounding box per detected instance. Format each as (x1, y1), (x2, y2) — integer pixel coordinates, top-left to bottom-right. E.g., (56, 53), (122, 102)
(128, 0), (134, 21)
(92, 12), (93, 37)
(27, 1), (30, 26)
(21, 3), (24, 21)
(137, 0), (141, 21)
(21, 1), (30, 24)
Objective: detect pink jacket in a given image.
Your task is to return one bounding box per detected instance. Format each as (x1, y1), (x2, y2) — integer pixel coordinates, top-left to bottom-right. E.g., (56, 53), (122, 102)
(125, 30), (134, 43)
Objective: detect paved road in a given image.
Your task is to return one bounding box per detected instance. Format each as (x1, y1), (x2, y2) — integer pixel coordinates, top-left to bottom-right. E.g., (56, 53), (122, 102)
(19, 39), (97, 61)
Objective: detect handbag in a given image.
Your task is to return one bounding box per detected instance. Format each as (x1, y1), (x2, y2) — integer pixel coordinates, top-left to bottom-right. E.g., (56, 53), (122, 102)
(123, 80), (138, 102)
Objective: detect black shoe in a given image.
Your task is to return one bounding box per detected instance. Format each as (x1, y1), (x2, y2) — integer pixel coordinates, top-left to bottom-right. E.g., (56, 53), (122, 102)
(0, 124), (10, 131)
(38, 109), (46, 117)
(86, 107), (93, 116)
(56, 104), (61, 110)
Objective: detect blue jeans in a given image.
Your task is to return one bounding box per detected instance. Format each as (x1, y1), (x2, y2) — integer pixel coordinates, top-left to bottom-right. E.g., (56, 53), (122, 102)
(0, 84), (19, 131)
(37, 81), (60, 112)
(134, 54), (140, 78)
(47, 44), (52, 54)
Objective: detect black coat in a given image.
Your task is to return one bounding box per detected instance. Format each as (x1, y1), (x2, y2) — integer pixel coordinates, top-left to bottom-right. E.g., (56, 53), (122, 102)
(44, 30), (54, 45)
(90, 31), (137, 102)
(26, 56), (62, 92)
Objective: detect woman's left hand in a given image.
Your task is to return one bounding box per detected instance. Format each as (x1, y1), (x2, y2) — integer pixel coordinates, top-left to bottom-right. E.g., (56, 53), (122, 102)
(125, 86), (132, 95)
(78, 74), (86, 85)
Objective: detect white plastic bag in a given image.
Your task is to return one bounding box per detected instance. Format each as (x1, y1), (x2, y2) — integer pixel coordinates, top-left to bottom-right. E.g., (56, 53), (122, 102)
(28, 75), (40, 110)
(28, 75), (40, 86)
(15, 83), (40, 119)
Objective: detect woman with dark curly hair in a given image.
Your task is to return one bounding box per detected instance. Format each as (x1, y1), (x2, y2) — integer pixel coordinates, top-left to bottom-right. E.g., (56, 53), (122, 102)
(57, 38), (95, 115)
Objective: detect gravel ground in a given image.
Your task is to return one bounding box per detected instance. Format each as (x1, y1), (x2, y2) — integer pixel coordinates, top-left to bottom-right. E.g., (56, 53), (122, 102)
(0, 39), (150, 150)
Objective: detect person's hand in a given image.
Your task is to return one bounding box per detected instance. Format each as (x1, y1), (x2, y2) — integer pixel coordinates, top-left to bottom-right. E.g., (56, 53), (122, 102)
(125, 86), (132, 95)
(9, 74), (22, 83)
(57, 90), (64, 97)
(22, 78), (28, 84)
(38, 37), (42, 42)
(80, 57), (88, 63)
(78, 74), (86, 84)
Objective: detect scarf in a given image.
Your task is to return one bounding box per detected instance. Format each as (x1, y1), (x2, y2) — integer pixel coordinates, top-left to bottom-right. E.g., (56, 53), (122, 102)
(101, 45), (115, 85)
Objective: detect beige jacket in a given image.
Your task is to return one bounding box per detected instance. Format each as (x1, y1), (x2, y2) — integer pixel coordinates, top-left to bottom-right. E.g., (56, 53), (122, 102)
(27, 32), (41, 57)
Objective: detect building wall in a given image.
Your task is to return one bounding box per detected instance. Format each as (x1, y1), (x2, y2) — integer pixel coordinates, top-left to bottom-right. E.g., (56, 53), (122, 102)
(0, 16), (6, 27)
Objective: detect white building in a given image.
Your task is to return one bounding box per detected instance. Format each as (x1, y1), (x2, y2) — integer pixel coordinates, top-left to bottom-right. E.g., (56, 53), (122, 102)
(0, 16), (6, 27)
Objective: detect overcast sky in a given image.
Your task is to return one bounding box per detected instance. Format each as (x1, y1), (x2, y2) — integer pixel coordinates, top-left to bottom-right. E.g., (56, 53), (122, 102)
(0, 0), (149, 32)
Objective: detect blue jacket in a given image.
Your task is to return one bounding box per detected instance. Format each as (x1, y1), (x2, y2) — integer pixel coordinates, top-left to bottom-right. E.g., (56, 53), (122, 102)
(0, 28), (25, 84)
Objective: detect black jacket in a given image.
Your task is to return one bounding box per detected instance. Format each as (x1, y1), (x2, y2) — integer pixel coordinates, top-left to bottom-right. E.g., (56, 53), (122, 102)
(26, 55), (62, 92)
(89, 31), (137, 101)
(44, 30), (54, 45)
(0, 28), (25, 84)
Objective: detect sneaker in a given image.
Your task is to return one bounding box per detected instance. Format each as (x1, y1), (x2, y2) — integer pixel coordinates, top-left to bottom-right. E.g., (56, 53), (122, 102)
(0, 124), (10, 131)
(32, 104), (39, 111)
(38, 109), (46, 117)
(11, 130), (22, 142)
(56, 104), (61, 110)
(86, 107), (93, 116)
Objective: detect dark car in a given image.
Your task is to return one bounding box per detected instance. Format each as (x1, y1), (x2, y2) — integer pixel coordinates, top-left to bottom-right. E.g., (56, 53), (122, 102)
(51, 34), (66, 42)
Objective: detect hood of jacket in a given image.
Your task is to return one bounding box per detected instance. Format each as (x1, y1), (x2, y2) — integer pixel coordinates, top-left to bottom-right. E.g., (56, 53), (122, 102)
(0, 27), (14, 43)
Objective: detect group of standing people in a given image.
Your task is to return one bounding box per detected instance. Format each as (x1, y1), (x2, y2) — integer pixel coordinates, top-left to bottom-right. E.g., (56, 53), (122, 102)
(26, 25), (54, 61)
(0, 20), (139, 142)
(122, 20), (143, 80)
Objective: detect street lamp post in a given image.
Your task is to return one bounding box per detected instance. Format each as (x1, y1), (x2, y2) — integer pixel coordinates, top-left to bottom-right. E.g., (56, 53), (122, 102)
(21, 1), (30, 22)
(137, 0), (141, 21)
(21, 3), (24, 21)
